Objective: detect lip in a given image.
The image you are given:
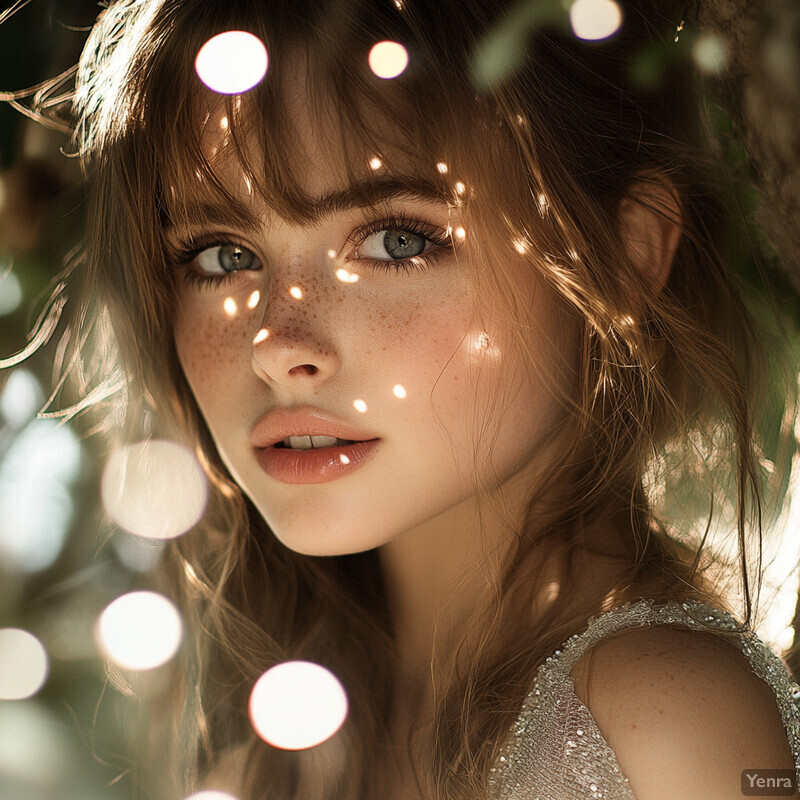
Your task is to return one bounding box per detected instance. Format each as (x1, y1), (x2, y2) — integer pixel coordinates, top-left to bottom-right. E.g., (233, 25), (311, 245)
(251, 406), (381, 485)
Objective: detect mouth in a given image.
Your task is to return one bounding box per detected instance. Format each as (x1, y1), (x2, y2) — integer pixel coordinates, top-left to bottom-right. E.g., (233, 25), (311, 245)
(256, 437), (381, 484)
(273, 435), (361, 450)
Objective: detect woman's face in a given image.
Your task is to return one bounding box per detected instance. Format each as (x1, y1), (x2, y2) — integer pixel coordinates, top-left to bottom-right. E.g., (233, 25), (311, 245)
(170, 85), (579, 556)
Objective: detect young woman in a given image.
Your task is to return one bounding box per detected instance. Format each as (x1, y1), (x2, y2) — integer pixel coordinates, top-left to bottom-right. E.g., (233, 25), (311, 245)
(38, 0), (800, 797)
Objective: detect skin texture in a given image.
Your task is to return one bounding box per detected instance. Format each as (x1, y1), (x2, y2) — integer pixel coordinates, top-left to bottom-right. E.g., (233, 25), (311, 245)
(171, 85), (580, 563)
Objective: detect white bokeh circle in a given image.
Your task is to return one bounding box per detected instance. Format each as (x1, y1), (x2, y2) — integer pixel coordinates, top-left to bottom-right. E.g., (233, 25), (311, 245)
(0, 628), (49, 700)
(368, 41), (409, 79)
(570, 0), (623, 41)
(195, 31), (268, 94)
(248, 661), (348, 750)
(101, 439), (207, 540)
(96, 591), (183, 671)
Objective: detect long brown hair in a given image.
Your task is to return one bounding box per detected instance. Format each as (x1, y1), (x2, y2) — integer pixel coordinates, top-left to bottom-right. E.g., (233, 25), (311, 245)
(45, 0), (799, 797)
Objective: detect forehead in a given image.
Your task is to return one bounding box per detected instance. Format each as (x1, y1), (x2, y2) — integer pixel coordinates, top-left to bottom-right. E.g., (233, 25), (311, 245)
(165, 47), (464, 228)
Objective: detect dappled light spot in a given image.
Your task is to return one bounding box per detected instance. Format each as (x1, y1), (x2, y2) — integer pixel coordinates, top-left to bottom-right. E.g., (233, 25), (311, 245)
(223, 297), (238, 316)
(335, 268), (359, 284)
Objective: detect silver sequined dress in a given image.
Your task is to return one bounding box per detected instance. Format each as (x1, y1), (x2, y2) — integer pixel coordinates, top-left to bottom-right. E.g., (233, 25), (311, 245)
(487, 598), (800, 799)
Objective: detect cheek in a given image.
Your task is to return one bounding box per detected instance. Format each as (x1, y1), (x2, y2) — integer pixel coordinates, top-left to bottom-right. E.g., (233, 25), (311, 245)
(173, 293), (256, 405)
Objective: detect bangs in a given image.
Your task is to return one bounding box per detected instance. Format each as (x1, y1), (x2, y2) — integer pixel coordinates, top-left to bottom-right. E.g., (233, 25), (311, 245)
(78, 0), (508, 236)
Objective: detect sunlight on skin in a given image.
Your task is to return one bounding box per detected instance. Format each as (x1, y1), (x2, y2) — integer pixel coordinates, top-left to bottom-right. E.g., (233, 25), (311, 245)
(253, 328), (269, 345)
(223, 297), (238, 316)
(393, 384), (407, 399)
(335, 268), (360, 284)
(353, 399), (368, 414)
(247, 290), (261, 309)
(368, 41), (409, 79)
(289, 286), (303, 300)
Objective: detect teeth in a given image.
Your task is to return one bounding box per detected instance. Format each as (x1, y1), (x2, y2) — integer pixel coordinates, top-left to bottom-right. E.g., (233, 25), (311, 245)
(282, 435), (353, 450)
(310, 435), (339, 448)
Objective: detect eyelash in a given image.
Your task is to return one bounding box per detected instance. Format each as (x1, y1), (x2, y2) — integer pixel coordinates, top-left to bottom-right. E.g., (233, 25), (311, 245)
(348, 215), (454, 274)
(170, 215), (455, 289)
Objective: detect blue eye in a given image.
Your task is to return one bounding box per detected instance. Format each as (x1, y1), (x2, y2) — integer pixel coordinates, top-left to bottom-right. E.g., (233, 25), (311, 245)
(195, 244), (261, 275)
(358, 229), (431, 260)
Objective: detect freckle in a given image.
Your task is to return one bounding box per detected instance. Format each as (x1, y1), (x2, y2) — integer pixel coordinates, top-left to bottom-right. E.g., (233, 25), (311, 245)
(631, 723), (637, 730)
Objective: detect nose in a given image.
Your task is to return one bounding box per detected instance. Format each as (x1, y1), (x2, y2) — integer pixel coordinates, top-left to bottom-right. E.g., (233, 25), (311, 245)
(251, 283), (341, 388)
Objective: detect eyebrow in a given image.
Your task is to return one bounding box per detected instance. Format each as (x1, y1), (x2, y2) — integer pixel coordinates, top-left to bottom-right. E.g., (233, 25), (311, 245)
(164, 176), (452, 234)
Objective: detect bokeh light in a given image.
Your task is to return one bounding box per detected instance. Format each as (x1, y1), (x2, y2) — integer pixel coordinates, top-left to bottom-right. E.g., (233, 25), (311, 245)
(0, 267), (22, 316)
(393, 384), (407, 399)
(570, 0), (623, 41)
(289, 286), (303, 299)
(0, 368), (43, 429)
(0, 419), (81, 572)
(195, 31), (268, 94)
(369, 156), (382, 170)
(247, 290), (261, 309)
(253, 328), (269, 344)
(184, 792), (240, 800)
(693, 33), (728, 73)
(248, 661), (348, 750)
(0, 629), (49, 700)
(97, 591), (183, 671)
(436, 162), (448, 174)
(368, 41), (409, 79)
(101, 440), (208, 540)
(353, 399), (368, 413)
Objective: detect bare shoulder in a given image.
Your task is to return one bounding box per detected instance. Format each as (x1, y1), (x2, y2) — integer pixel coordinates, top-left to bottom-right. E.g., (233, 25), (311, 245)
(570, 625), (799, 800)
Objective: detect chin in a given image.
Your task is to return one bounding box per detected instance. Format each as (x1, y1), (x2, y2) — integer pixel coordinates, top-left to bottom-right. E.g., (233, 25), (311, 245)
(255, 507), (389, 558)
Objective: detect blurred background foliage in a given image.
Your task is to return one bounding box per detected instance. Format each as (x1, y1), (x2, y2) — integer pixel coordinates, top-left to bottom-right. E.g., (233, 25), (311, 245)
(0, 1), (799, 799)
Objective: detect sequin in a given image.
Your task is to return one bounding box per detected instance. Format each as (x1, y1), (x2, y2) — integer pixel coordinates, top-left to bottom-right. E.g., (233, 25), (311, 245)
(487, 598), (800, 799)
